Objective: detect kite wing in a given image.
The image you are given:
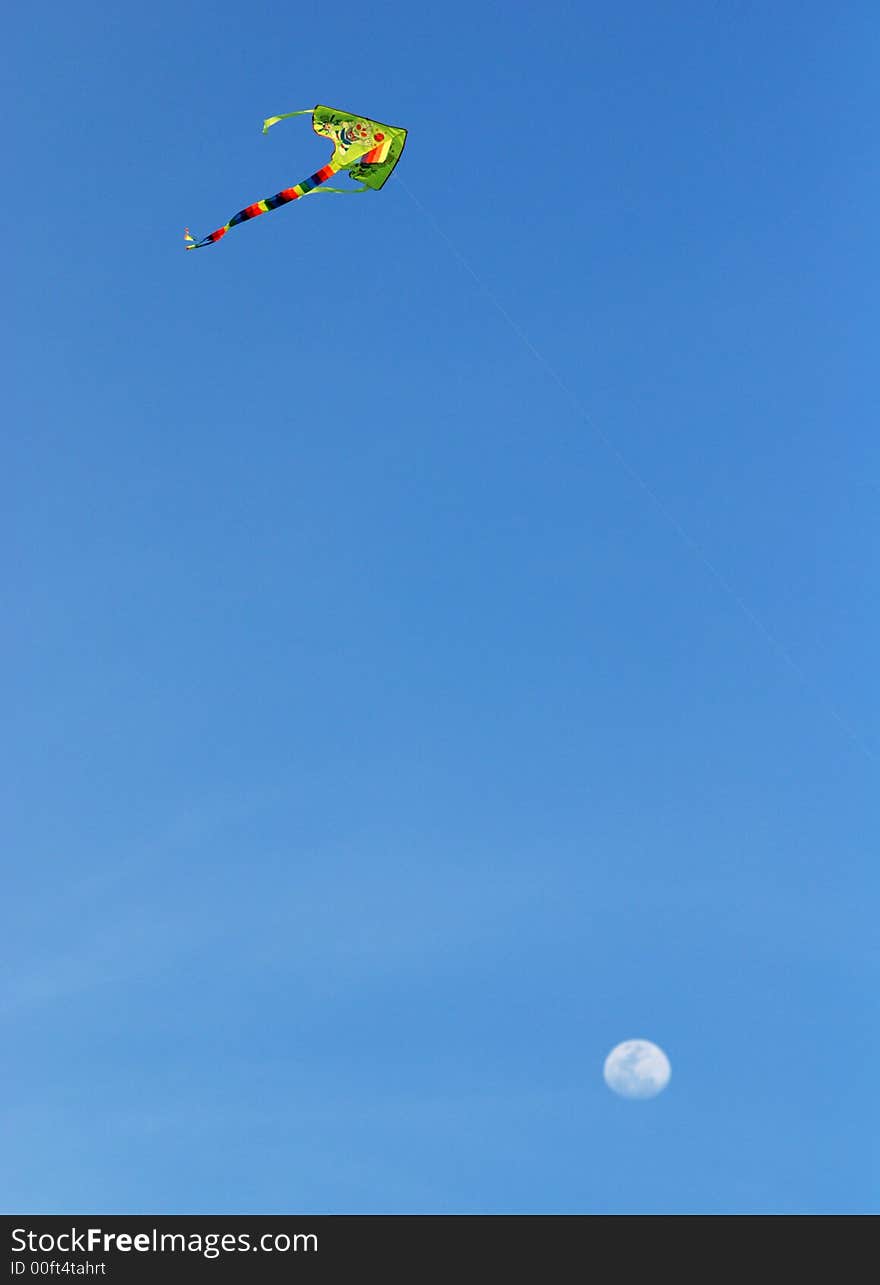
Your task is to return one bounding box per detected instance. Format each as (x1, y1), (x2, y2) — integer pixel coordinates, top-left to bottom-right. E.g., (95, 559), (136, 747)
(185, 105), (407, 250)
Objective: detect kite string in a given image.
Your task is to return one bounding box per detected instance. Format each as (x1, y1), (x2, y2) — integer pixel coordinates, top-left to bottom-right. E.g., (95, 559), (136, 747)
(398, 177), (875, 765)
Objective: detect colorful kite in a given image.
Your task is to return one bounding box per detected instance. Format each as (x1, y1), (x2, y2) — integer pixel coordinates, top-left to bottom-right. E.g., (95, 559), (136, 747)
(185, 104), (407, 250)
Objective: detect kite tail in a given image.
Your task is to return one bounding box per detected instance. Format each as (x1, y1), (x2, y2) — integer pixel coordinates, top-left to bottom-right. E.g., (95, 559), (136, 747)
(185, 161), (342, 249)
(261, 109), (314, 134)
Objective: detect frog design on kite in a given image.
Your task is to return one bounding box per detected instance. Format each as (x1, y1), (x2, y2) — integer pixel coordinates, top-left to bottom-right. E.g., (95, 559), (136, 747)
(185, 105), (407, 250)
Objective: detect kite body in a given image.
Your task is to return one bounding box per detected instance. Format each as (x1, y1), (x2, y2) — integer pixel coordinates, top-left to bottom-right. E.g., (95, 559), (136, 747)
(185, 105), (407, 250)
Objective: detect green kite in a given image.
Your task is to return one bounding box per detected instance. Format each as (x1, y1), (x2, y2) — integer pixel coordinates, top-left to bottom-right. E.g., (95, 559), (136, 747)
(185, 104), (407, 250)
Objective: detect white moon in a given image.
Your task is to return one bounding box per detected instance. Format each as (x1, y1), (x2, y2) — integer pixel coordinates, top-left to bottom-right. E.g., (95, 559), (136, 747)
(604, 1039), (671, 1099)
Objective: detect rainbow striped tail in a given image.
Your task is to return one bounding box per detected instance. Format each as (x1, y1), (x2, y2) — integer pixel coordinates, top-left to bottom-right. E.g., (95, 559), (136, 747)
(184, 162), (342, 250)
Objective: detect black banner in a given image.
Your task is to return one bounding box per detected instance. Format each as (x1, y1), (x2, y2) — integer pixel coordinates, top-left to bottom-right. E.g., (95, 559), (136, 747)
(1, 1214), (859, 1281)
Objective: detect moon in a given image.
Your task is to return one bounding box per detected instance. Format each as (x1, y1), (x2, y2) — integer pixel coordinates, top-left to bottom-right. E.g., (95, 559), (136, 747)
(603, 1039), (671, 1099)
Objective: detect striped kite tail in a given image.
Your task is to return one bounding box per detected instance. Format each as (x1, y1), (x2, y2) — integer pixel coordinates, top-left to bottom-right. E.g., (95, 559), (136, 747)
(184, 163), (341, 250)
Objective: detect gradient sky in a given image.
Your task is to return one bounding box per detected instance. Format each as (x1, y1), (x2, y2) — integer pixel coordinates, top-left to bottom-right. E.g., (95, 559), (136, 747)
(3, 1), (877, 1213)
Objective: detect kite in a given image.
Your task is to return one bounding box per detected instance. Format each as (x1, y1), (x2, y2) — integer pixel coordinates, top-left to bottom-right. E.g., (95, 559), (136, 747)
(185, 104), (407, 250)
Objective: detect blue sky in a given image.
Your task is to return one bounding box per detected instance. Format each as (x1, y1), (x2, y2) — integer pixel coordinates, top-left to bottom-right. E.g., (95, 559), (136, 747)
(3, 1), (877, 1213)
